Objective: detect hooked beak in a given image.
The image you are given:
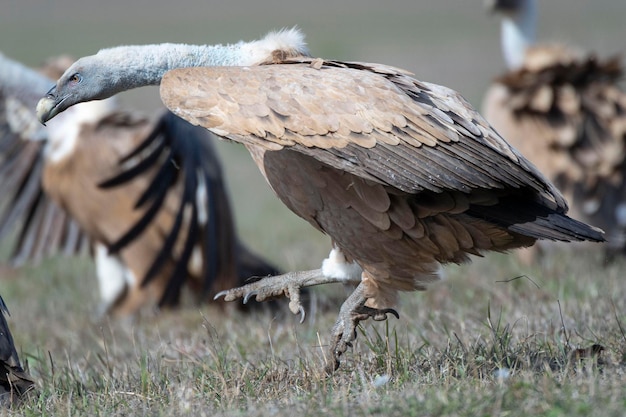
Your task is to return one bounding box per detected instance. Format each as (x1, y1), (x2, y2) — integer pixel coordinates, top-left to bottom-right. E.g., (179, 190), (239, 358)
(36, 85), (66, 125)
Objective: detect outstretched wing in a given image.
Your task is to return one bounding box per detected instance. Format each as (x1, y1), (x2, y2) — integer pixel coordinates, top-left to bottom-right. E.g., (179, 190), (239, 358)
(160, 59), (568, 213)
(0, 53), (90, 265)
(101, 110), (239, 304)
(99, 110), (271, 306)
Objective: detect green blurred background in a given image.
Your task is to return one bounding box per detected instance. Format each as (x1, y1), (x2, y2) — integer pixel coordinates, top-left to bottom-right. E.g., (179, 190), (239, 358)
(1, 0), (625, 271)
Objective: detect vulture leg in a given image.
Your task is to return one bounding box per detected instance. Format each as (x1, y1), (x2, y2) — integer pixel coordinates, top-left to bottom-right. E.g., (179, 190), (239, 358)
(215, 268), (354, 323)
(326, 282), (399, 373)
(216, 247), (363, 321)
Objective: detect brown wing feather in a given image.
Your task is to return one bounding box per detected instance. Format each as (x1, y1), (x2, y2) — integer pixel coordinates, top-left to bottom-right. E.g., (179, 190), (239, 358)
(160, 60), (566, 211)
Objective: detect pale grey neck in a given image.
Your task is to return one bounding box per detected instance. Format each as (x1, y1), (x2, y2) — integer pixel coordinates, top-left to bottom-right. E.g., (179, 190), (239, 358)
(500, 0), (537, 70)
(98, 42), (250, 93)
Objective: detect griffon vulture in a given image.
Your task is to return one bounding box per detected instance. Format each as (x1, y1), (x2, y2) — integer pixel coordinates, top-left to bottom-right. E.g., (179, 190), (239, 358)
(482, 0), (626, 260)
(0, 296), (34, 404)
(0, 52), (279, 317)
(36, 28), (604, 370)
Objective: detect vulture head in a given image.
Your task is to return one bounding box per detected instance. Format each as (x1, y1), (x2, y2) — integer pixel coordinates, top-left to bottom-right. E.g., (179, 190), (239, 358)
(38, 55), (126, 124)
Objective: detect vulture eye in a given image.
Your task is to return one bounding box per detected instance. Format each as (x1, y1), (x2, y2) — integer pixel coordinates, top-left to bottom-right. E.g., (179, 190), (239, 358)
(68, 73), (82, 84)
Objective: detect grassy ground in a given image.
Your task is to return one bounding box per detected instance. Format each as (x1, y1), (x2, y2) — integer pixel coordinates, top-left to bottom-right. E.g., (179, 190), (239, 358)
(2, 0), (626, 415)
(3, 251), (626, 416)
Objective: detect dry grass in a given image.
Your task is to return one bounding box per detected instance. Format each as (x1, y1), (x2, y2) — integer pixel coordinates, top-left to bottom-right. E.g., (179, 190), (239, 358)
(1, 249), (625, 416)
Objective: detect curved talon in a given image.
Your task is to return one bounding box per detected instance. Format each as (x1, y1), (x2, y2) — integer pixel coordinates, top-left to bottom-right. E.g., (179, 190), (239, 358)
(298, 305), (306, 323)
(373, 308), (399, 321)
(243, 290), (258, 304)
(213, 290), (227, 301)
(326, 359), (340, 374)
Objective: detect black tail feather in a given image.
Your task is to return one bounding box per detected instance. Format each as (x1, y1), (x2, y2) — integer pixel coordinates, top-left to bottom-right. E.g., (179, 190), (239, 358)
(467, 196), (605, 243)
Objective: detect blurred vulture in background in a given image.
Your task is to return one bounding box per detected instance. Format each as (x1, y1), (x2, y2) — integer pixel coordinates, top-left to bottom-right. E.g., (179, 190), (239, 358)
(0, 296), (34, 405)
(0, 52), (279, 317)
(482, 0), (626, 261)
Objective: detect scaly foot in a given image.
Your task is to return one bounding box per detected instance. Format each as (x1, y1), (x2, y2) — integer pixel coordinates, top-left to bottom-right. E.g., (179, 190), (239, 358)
(326, 283), (399, 373)
(214, 268), (350, 323)
(216, 247), (362, 322)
